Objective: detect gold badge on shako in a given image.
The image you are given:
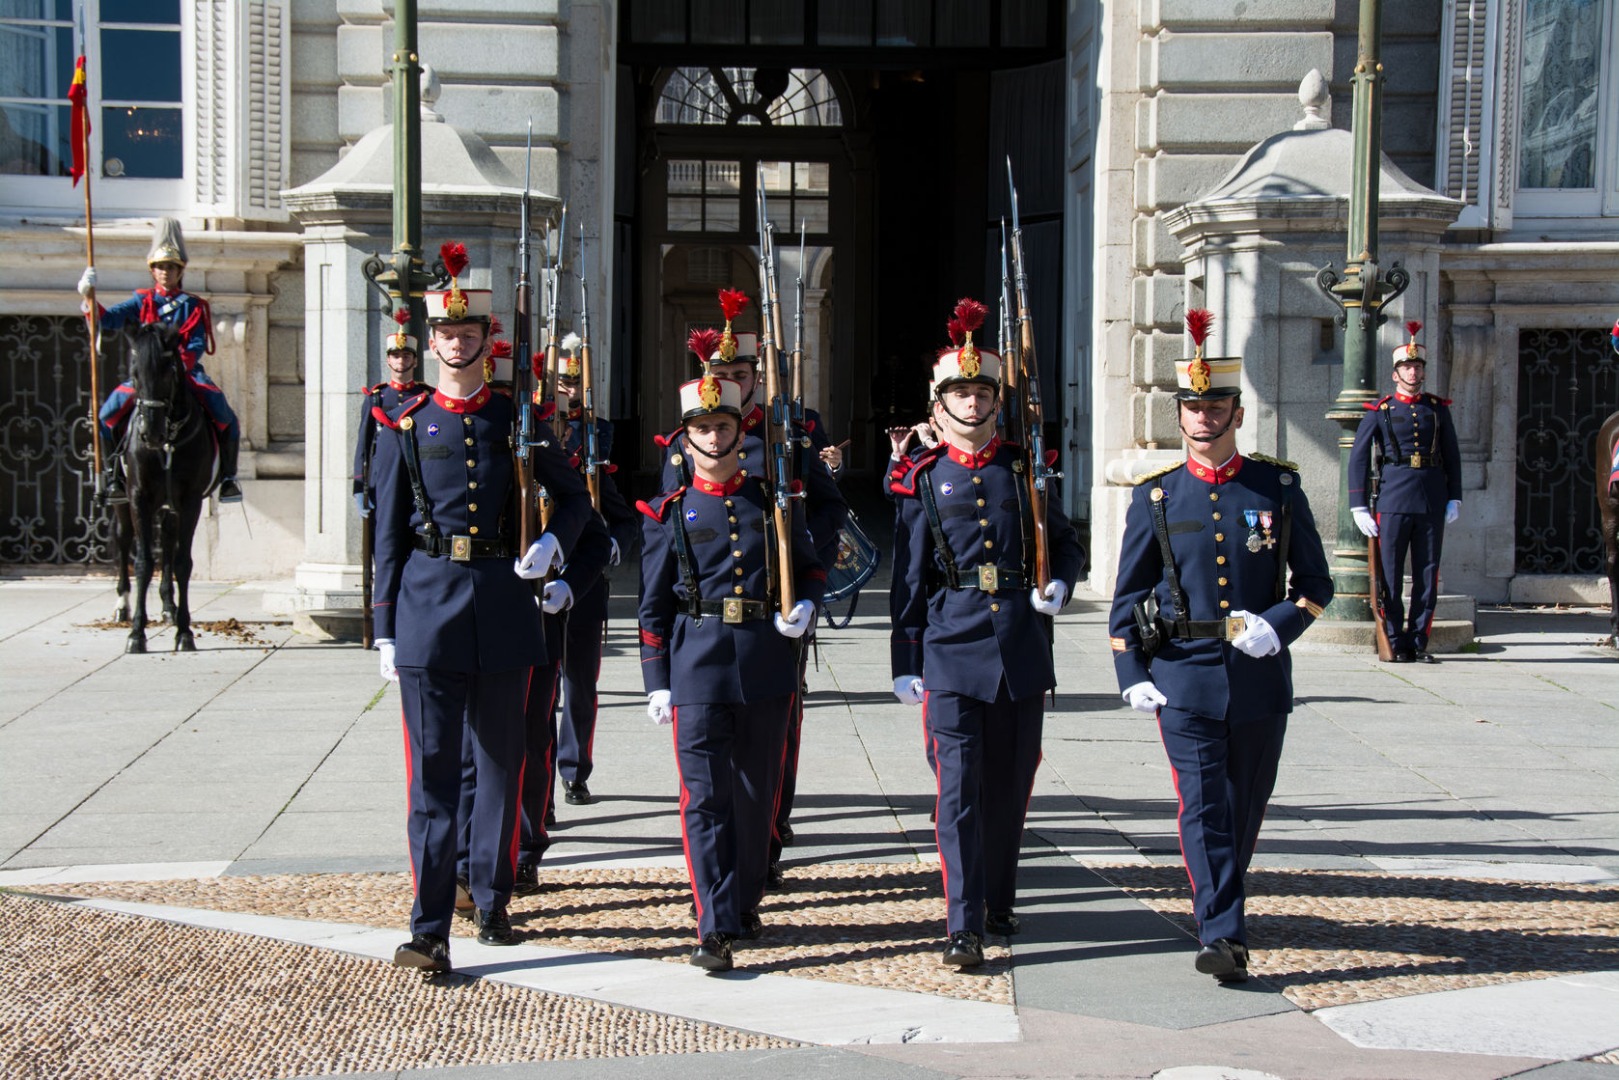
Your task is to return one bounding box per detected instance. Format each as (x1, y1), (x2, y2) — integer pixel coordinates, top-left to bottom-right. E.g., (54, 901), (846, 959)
(698, 376), (722, 411)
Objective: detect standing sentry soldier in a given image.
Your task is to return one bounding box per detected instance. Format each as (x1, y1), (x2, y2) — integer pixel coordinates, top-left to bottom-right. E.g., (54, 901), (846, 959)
(1109, 309), (1333, 986)
(370, 244), (592, 975)
(888, 298), (1085, 969)
(639, 368), (825, 973)
(354, 310), (433, 517)
(78, 218), (244, 503)
(1348, 321), (1462, 663)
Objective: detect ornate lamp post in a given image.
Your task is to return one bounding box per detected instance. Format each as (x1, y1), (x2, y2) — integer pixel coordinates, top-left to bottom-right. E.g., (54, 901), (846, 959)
(361, 0), (441, 337)
(1315, 0), (1409, 620)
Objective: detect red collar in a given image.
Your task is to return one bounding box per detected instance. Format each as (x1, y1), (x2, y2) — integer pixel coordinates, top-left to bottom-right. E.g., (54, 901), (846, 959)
(567, 405), (583, 420)
(692, 471), (746, 496)
(944, 436), (1001, 469)
(742, 405), (765, 431)
(1394, 391), (1422, 404)
(433, 385), (492, 413)
(1186, 454), (1244, 484)
(388, 379), (418, 392)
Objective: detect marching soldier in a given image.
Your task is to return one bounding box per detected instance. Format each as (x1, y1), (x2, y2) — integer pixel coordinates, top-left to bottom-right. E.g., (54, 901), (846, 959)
(656, 292), (848, 884)
(1109, 309), (1333, 985)
(545, 332), (638, 810)
(639, 367), (825, 972)
(370, 244), (591, 974)
(353, 311), (433, 517)
(78, 218), (244, 503)
(889, 298), (1085, 969)
(1349, 321), (1462, 663)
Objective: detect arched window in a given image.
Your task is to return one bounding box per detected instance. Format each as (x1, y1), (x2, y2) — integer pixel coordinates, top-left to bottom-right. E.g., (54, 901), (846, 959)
(655, 67), (843, 128)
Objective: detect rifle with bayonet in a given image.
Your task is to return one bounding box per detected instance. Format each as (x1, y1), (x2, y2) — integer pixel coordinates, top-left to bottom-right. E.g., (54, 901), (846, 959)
(756, 164), (798, 617)
(1005, 157), (1061, 593)
(790, 220), (806, 470)
(512, 124), (544, 562)
(576, 222), (602, 510)
(539, 202), (569, 528)
(1367, 443), (1396, 661)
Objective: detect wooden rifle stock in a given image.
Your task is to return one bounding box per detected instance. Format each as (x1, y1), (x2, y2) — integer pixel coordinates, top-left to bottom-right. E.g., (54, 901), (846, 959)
(1005, 161), (1053, 592)
(756, 169), (795, 617)
(1367, 460), (1395, 661)
(577, 224), (602, 511)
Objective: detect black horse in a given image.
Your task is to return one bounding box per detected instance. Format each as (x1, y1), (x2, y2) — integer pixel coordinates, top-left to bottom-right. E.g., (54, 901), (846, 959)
(113, 322), (219, 654)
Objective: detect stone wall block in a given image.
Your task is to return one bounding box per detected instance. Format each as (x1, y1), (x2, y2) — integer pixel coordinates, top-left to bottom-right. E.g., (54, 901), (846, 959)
(432, 85), (560, 141)
(336, 24), (384, 82)
(337, 87), (385, 141)
(418, 0), (558, 16)
(1130, 328), (1183, 386)
(1133, 214), (1184, 272)
(1141, 389), (1182, 447)
(1152, 31), (1334, 91)
(1131, 271), (1186, 329)
(1137, 153), (1244, 211)
(1142, 93), (1303, 153)
(1147, 0), (1334, 30)
(418, 24), (556, 80)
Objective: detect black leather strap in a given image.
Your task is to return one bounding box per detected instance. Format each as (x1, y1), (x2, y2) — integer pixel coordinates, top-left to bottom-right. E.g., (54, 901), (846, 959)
(919, 470), (960, 590)
(1149, 481), (1191, 638)
(398, 424), (438, 540)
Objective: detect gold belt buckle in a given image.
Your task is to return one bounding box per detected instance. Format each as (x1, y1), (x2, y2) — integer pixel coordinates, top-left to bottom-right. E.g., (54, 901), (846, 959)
(1223, 615), (1247, 641)
(450, 535), (472, 562)
(1410, 452), (1423, 468)
(722, 597), (744, 624)
(978, 565), (999, 593)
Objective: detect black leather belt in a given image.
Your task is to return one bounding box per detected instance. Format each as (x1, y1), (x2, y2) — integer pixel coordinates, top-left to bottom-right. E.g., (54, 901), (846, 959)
(685, 598), (769, 623)
(936, 566), (1028, 593)
(1391, 456), (1440, 469)
(414, 533), (513, 561)
(1174, 616), (1248, 642)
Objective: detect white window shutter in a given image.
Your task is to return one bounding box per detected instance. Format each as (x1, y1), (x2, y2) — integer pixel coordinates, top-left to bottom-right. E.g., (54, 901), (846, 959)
(188, 0), (290, 222)
(1436, 0), (1502, 229)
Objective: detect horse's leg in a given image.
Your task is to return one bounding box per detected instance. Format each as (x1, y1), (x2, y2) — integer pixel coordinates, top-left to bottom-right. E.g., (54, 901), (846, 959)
(114, 502), (132, 623)
(159, 509), (179, 627)
(127, 494), (155, 655)
(172, 501), (202, 653)
(1606, 514), (1619, 647)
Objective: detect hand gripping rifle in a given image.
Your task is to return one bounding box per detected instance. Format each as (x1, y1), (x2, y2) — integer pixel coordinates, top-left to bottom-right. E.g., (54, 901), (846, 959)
(512, 125), (546, 560)
(576, 222), (602, 511)
(756, 164), (799, 617)
(1005, 158), (1061, 592)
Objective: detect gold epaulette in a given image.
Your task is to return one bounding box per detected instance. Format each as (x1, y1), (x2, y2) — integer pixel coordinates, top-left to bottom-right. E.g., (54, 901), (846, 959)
(1248, 452), (1299, 471)
(1133, 461), (1183, 485)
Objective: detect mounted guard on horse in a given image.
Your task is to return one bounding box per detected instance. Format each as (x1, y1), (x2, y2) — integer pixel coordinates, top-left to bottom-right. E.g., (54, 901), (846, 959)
(78, 217), (243, 504)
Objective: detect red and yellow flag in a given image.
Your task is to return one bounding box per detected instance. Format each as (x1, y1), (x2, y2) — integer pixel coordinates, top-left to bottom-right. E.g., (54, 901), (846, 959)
(67, 55), (89, 186)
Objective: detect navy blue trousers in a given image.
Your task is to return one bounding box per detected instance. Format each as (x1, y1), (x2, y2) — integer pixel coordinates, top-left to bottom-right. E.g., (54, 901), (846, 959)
(924, 684), (1043, 936)
(1377, 510), (1445, 652)
(770, 638), (809, 863)
(1157, 704), (1287, 946)
(399, 665), (528, 938)
(554, 579), (608, 785)
(673, 697), (791, 940)
(458, 654), (559, 875)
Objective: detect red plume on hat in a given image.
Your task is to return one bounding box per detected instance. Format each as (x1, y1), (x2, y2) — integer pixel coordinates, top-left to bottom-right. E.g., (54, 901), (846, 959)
(1405, 320), (1423, 341)
(489, 315), (504, 338)
(1184, 308), (1215, 394)
(393, 307), (410, 326)
(952, 297), (987, 370)
(489, 339), (513, 359)
(439, 242), (469, 281)
(716, 288), (749, 362)
(688, 327), (722, 367)
(531, 351), (545, 379)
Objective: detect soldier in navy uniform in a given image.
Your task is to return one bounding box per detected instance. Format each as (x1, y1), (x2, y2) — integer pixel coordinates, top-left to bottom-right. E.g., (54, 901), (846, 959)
(544, 331), (638, 810)
(640, 370), (826, 972)
(656, 294), (848, 885)
(78, 218), (243, 502)
(353, 311), (432, 517)
(889, 298), (1085, 969)
(370, 246), (591, 974)
(1109, 309), (1333, 985)
(1349, 321), (1462, 663)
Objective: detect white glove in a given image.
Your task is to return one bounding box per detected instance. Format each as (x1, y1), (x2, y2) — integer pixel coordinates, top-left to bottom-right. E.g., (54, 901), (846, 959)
(353, 491), (370, 518)
(515, 534), (563, 580)
(77, 267), (96, 297)
(774, 599), (815, 639)
(892, 675), (925, 705)
(1230, 611), (1280, 658)
(541, 580), (573, 614)
(1123, 680), (1166, 715)
(376, 639), (398, 683)
(647, 689), (673, 726)
(1351, 507), (1378, 538)
(609, 538), (622, 566)
(1445, 499), (1461, 525)
(1030, 579), (1068, 616)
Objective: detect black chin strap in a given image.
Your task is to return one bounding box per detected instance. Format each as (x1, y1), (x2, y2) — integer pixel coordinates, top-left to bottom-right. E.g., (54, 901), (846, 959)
(436, 340), (489, 371)
(933, 391), (996, 431)
(687, 430), (742, 461)
(1178, 407), (1238, 446)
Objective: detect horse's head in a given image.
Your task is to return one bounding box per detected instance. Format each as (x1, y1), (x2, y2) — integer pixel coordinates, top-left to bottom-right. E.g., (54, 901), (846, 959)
(127, 322), (186, 447)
